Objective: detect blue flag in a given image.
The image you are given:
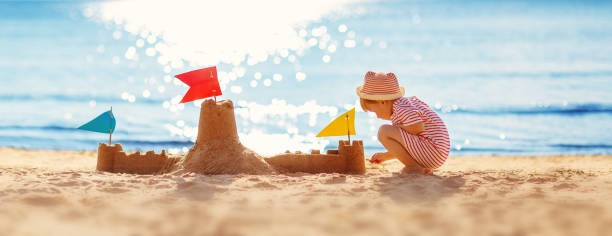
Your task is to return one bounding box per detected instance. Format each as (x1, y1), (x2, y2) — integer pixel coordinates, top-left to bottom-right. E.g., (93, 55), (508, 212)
(78, 110), (116, 134)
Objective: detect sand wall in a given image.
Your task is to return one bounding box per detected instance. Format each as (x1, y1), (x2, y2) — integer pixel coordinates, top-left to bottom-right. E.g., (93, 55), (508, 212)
(265, 140), (366, 174)
(96, 143), (180, 174)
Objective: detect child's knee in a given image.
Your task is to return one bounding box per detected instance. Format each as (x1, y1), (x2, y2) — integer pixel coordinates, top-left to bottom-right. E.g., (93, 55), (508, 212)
(377, 124), (394, 142)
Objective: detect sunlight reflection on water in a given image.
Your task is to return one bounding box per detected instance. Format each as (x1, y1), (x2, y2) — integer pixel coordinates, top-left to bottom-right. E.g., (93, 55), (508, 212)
(85, 0), (372, 154)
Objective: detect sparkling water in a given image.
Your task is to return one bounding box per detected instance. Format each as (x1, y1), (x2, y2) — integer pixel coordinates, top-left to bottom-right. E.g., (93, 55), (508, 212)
(1, 0), (611, 156)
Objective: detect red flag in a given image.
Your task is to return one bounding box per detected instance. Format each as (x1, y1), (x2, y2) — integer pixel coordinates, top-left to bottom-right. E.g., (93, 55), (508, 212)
(175, 66), (222, 103)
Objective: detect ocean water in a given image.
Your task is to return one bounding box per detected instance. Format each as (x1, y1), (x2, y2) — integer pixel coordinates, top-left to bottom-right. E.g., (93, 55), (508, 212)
(1, 0), (611, 156)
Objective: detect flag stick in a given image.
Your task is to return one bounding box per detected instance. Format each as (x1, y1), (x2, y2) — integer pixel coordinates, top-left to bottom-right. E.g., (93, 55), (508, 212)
(345, 114), (350, 143)
(109, 106), (113, 145)
(211, 71), (217, 102)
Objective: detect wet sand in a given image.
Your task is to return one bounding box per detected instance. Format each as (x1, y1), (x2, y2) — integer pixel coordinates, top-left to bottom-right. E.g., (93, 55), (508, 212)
(1, 148), (611, 236)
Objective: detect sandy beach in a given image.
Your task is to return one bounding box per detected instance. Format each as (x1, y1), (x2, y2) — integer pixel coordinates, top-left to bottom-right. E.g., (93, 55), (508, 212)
(1, 148), (610, 236)
(2, 1), (612, 236)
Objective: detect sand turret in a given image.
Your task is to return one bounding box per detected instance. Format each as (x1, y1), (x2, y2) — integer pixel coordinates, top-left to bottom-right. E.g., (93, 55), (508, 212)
(338, 140), (366, 174)
(182, 99), (275, 174)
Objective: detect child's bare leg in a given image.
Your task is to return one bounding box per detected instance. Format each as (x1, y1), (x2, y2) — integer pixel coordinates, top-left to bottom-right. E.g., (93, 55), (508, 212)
(376, 125), (425, 172)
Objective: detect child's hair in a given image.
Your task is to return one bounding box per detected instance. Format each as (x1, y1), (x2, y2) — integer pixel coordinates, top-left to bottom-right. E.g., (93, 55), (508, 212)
(360, 98), (396, 111)
(359, 98), (376, 111)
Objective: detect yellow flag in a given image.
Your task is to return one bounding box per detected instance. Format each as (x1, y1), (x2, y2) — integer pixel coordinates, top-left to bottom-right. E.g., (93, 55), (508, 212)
(316, 108), (356, 137)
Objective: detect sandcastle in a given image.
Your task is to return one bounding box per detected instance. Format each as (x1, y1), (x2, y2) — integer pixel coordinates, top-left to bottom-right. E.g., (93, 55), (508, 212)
(96, 99), (366, 175)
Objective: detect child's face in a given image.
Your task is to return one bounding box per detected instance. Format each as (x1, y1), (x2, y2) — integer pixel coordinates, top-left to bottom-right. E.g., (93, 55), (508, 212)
(366, 101), (393, 120)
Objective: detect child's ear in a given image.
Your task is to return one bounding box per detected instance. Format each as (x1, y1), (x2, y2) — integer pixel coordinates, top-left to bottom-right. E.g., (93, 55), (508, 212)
(365, 71), (376, 79)
(387, 73), (396, 80)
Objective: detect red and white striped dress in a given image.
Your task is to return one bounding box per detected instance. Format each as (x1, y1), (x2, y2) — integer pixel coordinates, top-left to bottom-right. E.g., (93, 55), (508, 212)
(390, 96), (450, 169)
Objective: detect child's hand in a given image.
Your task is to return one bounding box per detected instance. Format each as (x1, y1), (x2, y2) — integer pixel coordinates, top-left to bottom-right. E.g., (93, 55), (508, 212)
(370, 152), (393, 164)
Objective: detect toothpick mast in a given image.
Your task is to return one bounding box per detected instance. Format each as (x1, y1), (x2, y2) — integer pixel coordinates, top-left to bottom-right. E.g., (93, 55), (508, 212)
(109, 106), (113, 145)
(345, 114), (350, 143)
(211, 71), (217, 102)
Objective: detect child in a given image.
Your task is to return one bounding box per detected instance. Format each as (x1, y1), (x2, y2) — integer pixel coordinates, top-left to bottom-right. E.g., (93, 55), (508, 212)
(357, 71), (450, 173)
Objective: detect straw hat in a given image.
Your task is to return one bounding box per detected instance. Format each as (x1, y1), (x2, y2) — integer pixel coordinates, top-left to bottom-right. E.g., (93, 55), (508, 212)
(356, 71), (404, 100)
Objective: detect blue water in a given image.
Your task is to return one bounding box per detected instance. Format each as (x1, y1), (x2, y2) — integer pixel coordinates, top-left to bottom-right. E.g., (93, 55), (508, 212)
(1, 0), (611, 156)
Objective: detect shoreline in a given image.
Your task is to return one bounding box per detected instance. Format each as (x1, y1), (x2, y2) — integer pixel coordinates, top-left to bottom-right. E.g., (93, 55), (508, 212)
(2, 147), (611, 173)
(2, 146), (610, 157)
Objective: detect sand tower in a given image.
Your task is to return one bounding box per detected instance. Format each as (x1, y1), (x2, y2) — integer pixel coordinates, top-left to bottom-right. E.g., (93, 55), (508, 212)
(182, 99), (275, 174)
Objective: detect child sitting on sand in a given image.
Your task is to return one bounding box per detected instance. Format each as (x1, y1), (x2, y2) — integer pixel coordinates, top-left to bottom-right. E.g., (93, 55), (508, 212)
(357, 71), (450, 173)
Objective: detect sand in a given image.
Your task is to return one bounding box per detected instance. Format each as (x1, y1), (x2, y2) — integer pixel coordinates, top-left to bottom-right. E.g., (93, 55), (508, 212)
(1, 148), (611, 236)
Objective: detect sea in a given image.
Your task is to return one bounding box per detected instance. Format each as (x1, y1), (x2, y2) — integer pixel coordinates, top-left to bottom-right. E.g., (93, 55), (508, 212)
(1, 0), (611, 156)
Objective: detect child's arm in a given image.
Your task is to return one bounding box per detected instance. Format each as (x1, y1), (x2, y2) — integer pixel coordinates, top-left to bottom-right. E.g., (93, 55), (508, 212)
(399, 122), (424, 135)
